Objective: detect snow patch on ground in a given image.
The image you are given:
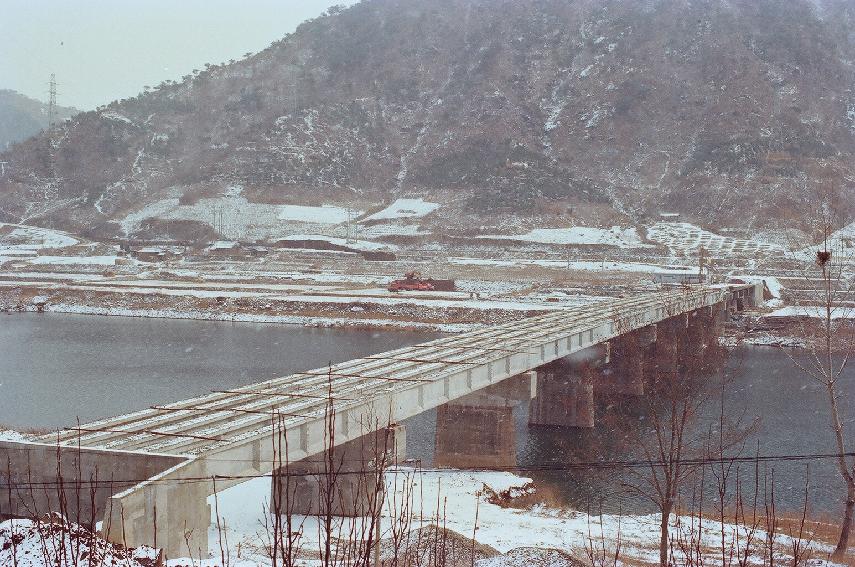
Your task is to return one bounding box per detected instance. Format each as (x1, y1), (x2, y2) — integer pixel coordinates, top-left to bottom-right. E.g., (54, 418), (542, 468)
(118, 197), (181, 236)
(0, 429), (28, 442)
(359, 224), (432, 237)
(278, 204), (360, 224)
(363, 198), (440, 221)
(28, 255), (122, 266)
(767, 306), (855, 320)
(0, 518), (159, 567)
(174, 467), (833, 567)
(480, 226), (646, 248)
(0, 223), (79, 252)
(99, 110), (137, 126)
(647, 222), (787, 257)
(119, 196), (286, 240)
(450, 256), (702, 275)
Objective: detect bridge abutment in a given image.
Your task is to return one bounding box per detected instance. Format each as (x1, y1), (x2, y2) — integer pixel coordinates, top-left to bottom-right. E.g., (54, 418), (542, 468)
(104, 463), (211, 558)
(0, 440), (207, 557)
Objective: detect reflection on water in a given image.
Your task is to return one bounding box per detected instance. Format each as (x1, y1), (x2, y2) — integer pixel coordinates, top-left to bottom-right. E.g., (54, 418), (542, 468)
(0, 312), (442, 429)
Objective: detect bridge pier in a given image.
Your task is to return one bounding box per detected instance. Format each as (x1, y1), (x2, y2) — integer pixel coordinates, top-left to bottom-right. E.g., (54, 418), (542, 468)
(596, 327), (656, 397)
(647, 316), (685, 378)
(271, 425), (405, 517)
(528, 347), (605, 428)
(434, 372), (533, 468)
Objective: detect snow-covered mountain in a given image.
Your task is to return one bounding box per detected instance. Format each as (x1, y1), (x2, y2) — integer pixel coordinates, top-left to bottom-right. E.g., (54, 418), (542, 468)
(2, 0), (854, 240)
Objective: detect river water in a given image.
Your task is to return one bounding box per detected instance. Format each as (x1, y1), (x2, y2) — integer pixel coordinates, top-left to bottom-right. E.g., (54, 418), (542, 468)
(1, 313), (851, 516)
(0, 312), (442, 429)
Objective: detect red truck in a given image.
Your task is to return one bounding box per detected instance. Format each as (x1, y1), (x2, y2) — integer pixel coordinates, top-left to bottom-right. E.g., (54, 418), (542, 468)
(387, 271), (435, 292)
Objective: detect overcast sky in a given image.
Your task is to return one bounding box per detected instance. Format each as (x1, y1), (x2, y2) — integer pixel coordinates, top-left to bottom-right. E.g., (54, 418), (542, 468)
(2, 0), (357, 110)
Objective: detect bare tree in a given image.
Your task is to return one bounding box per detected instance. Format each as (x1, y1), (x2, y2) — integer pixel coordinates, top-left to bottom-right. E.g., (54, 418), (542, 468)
(783, 204), (855, 560)
(619, 297), (746, 567)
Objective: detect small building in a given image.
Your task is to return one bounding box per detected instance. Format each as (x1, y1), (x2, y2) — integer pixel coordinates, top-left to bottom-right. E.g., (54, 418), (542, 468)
(246, 245), (269, 258)
(207, 241), (243, 256)
(132, 246), (184, 262)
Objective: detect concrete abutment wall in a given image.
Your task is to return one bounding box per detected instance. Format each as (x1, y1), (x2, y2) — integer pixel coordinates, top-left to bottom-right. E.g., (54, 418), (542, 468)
(0, 440), (206, 555)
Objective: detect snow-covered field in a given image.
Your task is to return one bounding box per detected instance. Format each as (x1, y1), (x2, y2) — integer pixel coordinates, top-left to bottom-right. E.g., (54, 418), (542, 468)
(0, 223), (81, 266)
(159, 467), (836, 567)
(451, 256), (702, 275)
(480, 226), (647, 248)
(28, 255), (123, 266)
(0, 223), (80, 250)
(120, 195), (288, 240)
(0, 223), (83, 266)
(275, 234), (398, 252)
(278, 204), (360, 224)
(767, 305), (855, 319)
(363, 198), (440, 221)
(647, 222), (787, 257)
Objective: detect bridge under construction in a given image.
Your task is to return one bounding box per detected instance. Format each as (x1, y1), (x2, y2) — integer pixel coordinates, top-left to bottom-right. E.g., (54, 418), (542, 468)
(0, 283), (762, 556)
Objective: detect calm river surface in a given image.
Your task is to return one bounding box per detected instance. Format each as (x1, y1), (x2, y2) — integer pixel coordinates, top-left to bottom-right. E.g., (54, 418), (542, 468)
(0, 312), (442, 428)
(1, 313), (851, 515)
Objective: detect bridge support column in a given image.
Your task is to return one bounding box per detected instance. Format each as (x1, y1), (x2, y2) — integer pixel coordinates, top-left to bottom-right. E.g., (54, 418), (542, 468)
(434, 372), (533, 469)
(529, 356), (596, 428)
(271, 425), (405, 517)
(648, 316), (684, 377)
(683, 307), (723, 373)
(597, 327), (655, 397)
(710, 300), (728, 323)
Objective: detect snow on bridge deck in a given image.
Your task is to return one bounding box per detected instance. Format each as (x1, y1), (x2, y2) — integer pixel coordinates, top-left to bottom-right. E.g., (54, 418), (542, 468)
(40, 285), (754, 459)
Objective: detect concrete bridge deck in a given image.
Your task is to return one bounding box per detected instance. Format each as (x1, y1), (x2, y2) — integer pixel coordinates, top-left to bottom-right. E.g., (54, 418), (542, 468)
(2, 283), (762, 556)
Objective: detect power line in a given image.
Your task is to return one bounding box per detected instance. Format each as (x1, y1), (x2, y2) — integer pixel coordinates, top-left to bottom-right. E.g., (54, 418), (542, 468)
(0, 450), (851, 489)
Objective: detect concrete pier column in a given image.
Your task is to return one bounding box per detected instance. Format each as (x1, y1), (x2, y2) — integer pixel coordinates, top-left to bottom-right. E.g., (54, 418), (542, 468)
(528, 357), (595, 428)
(710, 300), (728, 324)
(649, 317), (683, 377)
(683, 307), (722, 372)
(434, 372), (533, 469)
(271, 425), (405, 517)
(597, 328), (653, 397)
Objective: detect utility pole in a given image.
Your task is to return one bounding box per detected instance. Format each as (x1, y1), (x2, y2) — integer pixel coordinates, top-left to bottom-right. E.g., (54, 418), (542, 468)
(346, 207), (357, 244)
(47, 73), (57, 128)
(45, 73), (59, 196)
(698, 246), (706, 283)
(0, 161), (7, 176)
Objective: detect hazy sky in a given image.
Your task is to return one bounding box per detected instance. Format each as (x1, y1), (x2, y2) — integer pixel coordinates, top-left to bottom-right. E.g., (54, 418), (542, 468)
(2, 0), (357, 110)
